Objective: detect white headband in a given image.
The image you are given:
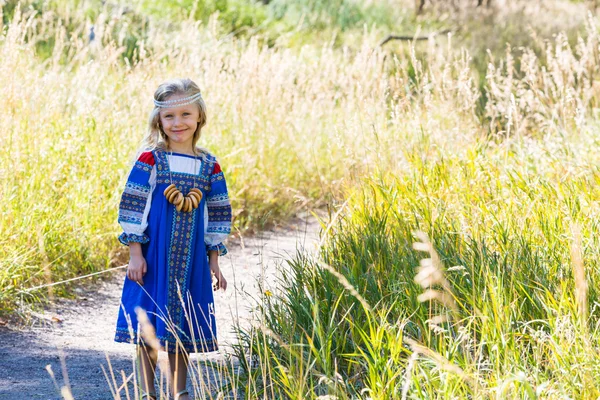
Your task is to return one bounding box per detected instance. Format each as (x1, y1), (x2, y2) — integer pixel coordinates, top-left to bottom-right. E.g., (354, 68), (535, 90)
(154, 92), (203, 108)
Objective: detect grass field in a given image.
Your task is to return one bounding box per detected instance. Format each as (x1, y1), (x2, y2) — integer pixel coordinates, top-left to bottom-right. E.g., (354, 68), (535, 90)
(234, 131), (600, 397)
(3, 0), (600, 397)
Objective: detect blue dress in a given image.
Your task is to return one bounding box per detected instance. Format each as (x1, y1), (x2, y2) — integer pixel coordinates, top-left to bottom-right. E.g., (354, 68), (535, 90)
(114, 149), (231, 353)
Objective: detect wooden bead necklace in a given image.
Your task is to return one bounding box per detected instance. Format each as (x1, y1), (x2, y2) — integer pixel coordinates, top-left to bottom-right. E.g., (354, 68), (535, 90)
(163, 152), (203, 213)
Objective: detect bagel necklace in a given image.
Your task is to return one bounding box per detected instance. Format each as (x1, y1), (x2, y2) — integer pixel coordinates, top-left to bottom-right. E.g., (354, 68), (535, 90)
(163, 151), (203, 213)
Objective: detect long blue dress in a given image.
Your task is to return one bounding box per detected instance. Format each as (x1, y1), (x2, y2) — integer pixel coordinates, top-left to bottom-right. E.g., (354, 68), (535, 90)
(114, 149), (231, 353)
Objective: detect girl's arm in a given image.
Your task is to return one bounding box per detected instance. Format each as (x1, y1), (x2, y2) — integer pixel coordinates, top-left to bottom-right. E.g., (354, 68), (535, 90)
(208, 249), (226, 290)
(118, 151), (156, 246)
(205, 158), (232, 291)
(118, 152), (156, 284)
(204, 160), (232, 256)
(127, 242), (147, 285)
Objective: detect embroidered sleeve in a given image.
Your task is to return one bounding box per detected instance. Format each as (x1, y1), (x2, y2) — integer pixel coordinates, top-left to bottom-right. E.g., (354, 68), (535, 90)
(204, 161), (232, 256)
(118, 151), (156, 245)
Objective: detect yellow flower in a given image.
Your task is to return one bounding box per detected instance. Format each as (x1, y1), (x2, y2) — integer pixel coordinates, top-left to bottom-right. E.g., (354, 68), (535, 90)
(264, 290), (273, 297)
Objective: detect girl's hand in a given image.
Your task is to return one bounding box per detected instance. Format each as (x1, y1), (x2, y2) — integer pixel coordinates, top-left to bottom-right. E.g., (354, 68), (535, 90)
(209, 258), (227, 291)
(127, 244), (147, 285)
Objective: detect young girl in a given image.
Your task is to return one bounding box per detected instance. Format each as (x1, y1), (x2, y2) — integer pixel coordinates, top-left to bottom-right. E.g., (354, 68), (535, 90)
(114, 78), (231, 400)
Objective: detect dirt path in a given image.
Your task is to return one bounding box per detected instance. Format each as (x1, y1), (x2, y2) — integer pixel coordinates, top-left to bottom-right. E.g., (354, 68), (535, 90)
(0, 214), (320, 399)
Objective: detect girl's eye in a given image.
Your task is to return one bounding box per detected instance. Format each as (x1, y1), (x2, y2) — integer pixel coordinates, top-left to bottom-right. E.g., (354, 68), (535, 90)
(164, 115), (173, 118)
(183, 113), (190, 116)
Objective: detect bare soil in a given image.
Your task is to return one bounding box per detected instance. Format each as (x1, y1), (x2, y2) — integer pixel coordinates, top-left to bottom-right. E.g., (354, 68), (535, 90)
(0, 214), (320, 399)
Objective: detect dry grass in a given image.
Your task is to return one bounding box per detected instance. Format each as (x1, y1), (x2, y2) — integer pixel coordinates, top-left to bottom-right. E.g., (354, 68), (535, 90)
(1, 0), (600, 397)
(2, 0), (600, 312)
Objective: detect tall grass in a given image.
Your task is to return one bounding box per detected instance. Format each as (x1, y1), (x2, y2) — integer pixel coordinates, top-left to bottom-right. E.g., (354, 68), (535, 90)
(235, 130), (600, 397)
(0, 4), (390, 311)
(3, 0), (600, 397)
(2, 1), (600, 314)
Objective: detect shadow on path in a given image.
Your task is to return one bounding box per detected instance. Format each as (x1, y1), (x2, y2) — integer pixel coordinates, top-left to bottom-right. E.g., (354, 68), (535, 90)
(0, 329), (133, 399)
(0, 213), (320, 399)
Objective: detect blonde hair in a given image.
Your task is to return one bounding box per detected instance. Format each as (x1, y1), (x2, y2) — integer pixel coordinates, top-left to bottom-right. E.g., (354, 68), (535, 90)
(142, 78), (207, 155)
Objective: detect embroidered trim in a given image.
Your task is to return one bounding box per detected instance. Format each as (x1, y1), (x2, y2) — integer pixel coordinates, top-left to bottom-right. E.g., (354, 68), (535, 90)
(118, 232), (149, 245)
(156, 151), (213, 193)
(206, 194), (229, 206)
(114, 327), (218, 353)
(156, 150), (216, 345)
(206, 243), (228, 256)
(118, 159), (154, 232)
(119, 209), (144, 220)
(203, 159), (231, 257)
(134, 160), (153, 173)
(124, 182), (151, 197)
(206, 225), (230, 233)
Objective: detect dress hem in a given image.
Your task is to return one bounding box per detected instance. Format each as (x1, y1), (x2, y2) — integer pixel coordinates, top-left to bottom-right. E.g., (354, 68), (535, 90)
(114, 329), (218, 354)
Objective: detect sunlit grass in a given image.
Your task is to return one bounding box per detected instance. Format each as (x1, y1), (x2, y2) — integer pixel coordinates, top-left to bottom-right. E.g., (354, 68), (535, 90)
(234, 128), (600, 397)
(4, 1), (600, 397)
(2, 1), (600, 312)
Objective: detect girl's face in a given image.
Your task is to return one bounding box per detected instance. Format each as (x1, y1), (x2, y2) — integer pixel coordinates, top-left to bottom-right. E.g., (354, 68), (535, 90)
(158, 94), (202, 150)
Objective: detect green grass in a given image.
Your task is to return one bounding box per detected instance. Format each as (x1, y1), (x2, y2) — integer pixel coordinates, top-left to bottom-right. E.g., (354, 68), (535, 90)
(3, 0), (600, 397)
(235, 132), (600, 397)
(2, 0), (599, 315)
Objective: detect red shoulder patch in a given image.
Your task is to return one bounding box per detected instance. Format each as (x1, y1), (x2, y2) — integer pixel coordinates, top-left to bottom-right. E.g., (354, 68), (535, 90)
(213, 162), (222, 174)
(138, 152), (155, 166)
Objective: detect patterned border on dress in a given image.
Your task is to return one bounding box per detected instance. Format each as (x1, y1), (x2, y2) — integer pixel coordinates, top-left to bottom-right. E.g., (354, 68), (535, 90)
(118, 232), (149, 245)
(114, 327), (218, 353)
(156, 150), (217, 347)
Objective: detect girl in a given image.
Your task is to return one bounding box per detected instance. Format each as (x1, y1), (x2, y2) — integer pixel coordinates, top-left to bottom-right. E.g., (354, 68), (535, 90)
(114, 78), (232, 400)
